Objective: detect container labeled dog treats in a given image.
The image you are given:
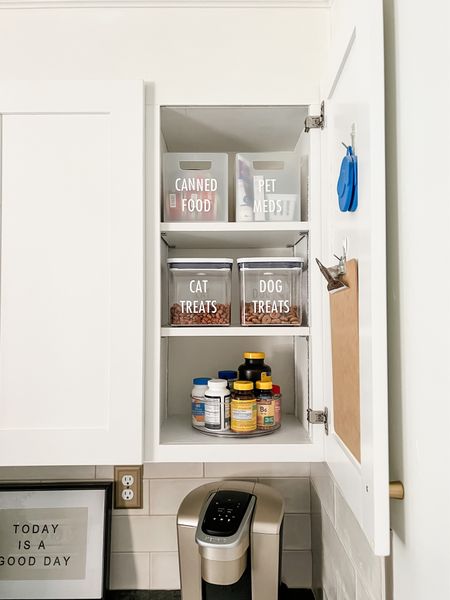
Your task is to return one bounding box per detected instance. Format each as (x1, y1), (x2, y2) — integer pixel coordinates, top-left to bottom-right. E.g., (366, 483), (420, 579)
(237, 257), (303, 326)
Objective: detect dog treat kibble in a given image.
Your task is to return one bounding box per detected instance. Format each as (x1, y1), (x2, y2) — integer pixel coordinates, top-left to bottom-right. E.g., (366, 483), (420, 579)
(241, 302), (300, 326)
(170, 302), (231, 326)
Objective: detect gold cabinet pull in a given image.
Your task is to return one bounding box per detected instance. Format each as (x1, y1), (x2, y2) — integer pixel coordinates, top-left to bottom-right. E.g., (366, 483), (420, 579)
(389, 481), (404, 500)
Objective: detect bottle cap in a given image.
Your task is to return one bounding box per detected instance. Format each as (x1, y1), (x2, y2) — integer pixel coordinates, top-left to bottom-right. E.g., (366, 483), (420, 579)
(234, 381), (254, 391)
(256, 381), (272, 390)
(207, 378), (228, 388)
(193, 377), (210, 385)
(261, 373), (272, 382)
(272, 384), (281, 395)
(218, 370), (238, 379)
(243, 352), (265, 359)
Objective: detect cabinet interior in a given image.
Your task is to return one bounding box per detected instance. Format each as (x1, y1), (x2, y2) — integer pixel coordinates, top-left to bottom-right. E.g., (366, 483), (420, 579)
(155, 105), (315, 454)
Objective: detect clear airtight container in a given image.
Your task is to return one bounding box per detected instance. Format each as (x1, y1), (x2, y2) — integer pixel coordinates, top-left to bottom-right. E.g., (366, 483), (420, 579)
(168, 258), (233, 326)
(163, 153), (228, 222)
(237, 257), (304, 326)
(235, 152), (300, 222)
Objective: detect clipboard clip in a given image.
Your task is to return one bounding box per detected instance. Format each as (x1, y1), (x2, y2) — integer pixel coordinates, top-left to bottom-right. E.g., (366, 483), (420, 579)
(315, 259), (348, 294)
(316, 241), (349, 294)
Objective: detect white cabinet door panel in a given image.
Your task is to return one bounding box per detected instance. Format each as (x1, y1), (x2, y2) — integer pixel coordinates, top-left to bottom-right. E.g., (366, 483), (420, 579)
(321, 1), (389, 555)
(0, 81), (144, 465)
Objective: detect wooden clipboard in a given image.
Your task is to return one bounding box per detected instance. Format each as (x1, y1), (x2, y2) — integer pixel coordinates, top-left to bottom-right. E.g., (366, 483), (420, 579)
(329, 258), (361, 462)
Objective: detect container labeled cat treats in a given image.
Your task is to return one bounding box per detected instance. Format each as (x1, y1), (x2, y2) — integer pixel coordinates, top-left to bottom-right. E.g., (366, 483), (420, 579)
(168, 258), (232, 326)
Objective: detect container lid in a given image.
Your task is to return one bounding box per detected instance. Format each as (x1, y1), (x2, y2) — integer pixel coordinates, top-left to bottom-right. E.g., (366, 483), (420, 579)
(237, 257), (304, 268)
(243, 352), (265, 359)
(218, 370), (238, 379)
(234, 381), (254, 391)
(256, 381), (272, 390)
(167, 258), (233, 264)
(206, 378), (228, 388)
(237, 257), (303, 264)
(193, 377), (210, 385)
(261, 374), (272, 382)
(272, 384), (281, 394)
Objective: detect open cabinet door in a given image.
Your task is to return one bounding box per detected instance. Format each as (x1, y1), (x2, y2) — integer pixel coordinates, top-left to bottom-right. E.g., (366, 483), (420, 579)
(320, 1), (389, 555)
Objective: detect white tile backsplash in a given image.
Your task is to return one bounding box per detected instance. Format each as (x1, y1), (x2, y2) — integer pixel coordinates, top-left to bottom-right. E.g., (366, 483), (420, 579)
(149, 478), (215, 515)
(335, 488), (384, 599)
(110, 552), (150, 590)
(150, 552), (180, 589)
(143, 463), (203, 479)
(357, 576), (377, 600)
(258, 477), (310, 513)
(111, 515), (178, 552)
(95, 465), (115, 479)
(283, 513), (311, 550)
(311, 464), (387, 600)
(281, 551), (312, 588)
(0, 466), (96, 480)
(311, 462), (335, 524)
(205, 462), (310, 478)
(322, 508), (356, 600)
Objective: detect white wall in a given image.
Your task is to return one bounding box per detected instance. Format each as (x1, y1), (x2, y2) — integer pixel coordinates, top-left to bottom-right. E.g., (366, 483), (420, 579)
(384, 1), (450, 598)
(0, 6), (328, 105)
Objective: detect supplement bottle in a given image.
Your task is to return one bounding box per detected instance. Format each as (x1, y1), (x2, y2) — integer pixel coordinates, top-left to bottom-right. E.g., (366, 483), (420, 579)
(191, 377), (210, 427)
(272, 384), (282, 425)
(204, 379), (230, 432)
(255, 381), (275, 430)
(231, 381), (257, 433)
(217, 370), (238, 391)
(238, 352), (271, 384)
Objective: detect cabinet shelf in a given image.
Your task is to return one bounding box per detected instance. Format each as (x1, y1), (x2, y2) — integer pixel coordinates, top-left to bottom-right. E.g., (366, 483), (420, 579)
(155, 415), (322, 462)
(160, 222), (309, 249)
(160, 326), (310, 337)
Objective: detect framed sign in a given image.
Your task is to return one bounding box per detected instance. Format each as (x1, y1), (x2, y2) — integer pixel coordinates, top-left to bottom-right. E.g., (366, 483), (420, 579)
(0, 482), (112, 599)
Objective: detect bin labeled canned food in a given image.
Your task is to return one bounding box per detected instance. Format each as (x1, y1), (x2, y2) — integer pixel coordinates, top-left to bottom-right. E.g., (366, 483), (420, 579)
(163, 153), (228, 222)
(238, 257), (304, 326)
(168, 258), (232, 326)
(236, 152), (300, 222)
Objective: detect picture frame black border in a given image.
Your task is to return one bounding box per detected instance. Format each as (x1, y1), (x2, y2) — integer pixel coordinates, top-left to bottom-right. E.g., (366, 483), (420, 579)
(0, 481), (113, 600)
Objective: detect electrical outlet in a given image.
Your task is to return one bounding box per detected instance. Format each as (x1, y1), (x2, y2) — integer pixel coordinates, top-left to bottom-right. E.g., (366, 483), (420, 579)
(114, 465), (143, 509)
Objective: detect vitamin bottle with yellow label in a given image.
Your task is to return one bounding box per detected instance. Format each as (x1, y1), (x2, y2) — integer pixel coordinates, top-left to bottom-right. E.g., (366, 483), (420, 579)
(231, 381), (257, 433)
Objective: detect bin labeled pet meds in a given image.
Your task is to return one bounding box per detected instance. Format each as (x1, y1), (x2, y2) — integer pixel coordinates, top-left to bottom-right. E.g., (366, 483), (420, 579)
(236, 152), (300, 222)
(168, 258), (232, 326)
(238, 257), (304, 326)
(163, 153), (228, 222)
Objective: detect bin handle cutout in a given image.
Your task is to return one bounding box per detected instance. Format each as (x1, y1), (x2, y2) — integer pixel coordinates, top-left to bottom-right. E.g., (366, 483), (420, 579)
(179, 161), (212, 171)
(252, 161), (284, 170)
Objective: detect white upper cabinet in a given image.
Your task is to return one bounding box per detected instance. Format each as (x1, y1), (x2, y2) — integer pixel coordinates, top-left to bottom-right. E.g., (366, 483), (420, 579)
(0, 81), (144, 466)
(319, 1), (389, 555)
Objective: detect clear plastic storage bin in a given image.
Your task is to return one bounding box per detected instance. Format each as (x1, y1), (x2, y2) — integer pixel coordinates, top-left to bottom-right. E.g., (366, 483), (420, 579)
(163, 153), (228, 222)
(235, 152), (300, 222)
(168, 258), (233, 326)
(237, 257), (304, 326)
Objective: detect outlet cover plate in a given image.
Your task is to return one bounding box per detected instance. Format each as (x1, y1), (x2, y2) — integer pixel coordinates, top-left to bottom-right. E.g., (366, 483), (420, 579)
(114, 465), (143, 509)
